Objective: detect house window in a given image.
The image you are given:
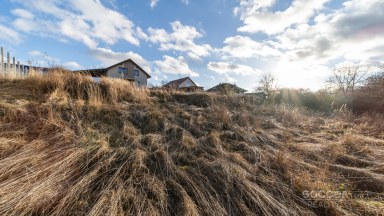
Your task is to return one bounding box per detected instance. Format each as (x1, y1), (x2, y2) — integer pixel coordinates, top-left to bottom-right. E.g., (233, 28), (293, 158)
(186, 81), (191, 87)
(118, 67), (128, 73)
(134, 69), (139, 76)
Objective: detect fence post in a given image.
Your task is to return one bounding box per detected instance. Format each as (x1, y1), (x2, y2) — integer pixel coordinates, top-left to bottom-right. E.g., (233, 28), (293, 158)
(0, 47), (3, 71)
(17, 61), (20, 76)
(28, 60), (32, 75)
(7, 52), (10, 71)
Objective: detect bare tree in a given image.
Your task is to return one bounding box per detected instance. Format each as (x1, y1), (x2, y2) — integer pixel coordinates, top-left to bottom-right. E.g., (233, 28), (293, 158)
(161, 80), (169, 86)
(255, 71), (279, 98)
(327, 64), (369, 95)
(351, 65), (384, 113)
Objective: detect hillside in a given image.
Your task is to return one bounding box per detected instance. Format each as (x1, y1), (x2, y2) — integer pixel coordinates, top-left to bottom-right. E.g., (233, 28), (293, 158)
(0, 71), (383, 216)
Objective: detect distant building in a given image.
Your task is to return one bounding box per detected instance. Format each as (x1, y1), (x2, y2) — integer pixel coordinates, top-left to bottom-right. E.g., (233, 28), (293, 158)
(206, 83), (247, 95)
(75, 59), (151, 87)
(245, 91), (268, 104)
(245, 91), (267, 99)
(163, 77), (203, 92)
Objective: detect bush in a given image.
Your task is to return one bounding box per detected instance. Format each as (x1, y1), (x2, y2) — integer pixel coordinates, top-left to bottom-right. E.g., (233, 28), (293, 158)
(272, 88), (341, 113)
(352, 72), (384, 113)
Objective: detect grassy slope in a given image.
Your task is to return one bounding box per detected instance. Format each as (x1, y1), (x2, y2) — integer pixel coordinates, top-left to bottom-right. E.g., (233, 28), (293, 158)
(0, 71), (383, 216)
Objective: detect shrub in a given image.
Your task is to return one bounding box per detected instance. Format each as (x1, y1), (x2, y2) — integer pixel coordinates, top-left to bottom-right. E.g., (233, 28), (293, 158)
(352, 72), (384, 113)
(273, 88), (338, 112)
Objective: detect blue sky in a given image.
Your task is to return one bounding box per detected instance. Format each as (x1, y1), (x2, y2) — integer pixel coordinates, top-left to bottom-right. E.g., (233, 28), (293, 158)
(0, 0), (383, 90)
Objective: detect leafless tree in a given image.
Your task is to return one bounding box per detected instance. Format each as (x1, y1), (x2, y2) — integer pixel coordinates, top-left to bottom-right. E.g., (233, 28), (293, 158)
(255, 71), (279, 98)
(326, 64), (369, 95)
(161, 80), (169, 86)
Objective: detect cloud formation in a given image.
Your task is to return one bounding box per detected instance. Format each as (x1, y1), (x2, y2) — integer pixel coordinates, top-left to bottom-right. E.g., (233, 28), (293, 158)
(154, 55), (199, 77)
(275, 0), (384, 64)
(208, 61), (261, 75)
(0, 24), (22, 44)
(221, 35), (280, 59)
(148, 21), (212, 60)
(1, 0), (382, 90)
(150, 0), (159, 9)
(228, 0), (384, 89)
(235, 0), (329, 34)
(64, 61), (84, 70)
(10, 0), (142, 47)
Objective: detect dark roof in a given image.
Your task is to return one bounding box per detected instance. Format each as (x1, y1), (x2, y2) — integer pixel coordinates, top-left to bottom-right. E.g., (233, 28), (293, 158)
(107, 59), (151, 78)
(206, 83), (247, 93)
(74, 68), (108, 77)
(73, 58), (151, 78)
(163, 77), (198, 88)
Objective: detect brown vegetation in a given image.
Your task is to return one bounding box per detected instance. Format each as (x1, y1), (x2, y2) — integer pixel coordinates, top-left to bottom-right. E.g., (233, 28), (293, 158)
(352, 72), (384, 113)
(0, 70), (383, 215)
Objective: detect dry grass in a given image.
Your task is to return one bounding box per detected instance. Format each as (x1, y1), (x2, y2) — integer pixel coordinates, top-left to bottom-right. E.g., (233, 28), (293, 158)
(0, 69), (383, 215)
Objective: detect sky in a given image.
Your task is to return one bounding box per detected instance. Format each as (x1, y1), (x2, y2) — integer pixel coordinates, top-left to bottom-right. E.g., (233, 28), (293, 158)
(0, 0), (383, 91)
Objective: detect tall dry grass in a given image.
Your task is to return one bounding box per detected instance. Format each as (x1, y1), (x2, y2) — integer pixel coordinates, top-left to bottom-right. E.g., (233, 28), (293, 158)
(3, 69), (150, 105)
(0, 69), (383, 215)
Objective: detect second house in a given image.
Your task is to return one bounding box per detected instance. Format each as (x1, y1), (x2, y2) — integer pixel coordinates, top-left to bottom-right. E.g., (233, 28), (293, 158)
(163, 77), (203, 92)
(75, 58), (151, 87)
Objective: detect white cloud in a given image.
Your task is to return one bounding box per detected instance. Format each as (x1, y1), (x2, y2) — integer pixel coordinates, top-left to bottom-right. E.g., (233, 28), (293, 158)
(9, 0), (153, 74)
(11, 9), (34, 19)
(154, 55), (199, 77)
(235, 0), (330, 34)
(207, 61), (261, 75)
(229, 0), (384, 89)
(28, 50), (44, 56)
(0, 24), (22, 44)
(275, 0), (384, 64)
(148, 21), (212, 60)
(181, 0), (189, 5)
(11, 6), (59, 36)
(65, 61), (84, 70)
(221, 35), (280, 59)
(135, 27), (148, 40)
(150, 0), (159, 8)
(11, 0), (141, 48)
(233, 0), (275, 16)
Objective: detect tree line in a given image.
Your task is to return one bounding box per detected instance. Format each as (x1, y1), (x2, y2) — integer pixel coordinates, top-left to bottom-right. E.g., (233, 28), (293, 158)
(255, 64), (384, 114)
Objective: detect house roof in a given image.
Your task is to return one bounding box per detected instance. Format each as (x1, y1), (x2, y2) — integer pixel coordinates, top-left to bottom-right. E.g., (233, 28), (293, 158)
(74, 68), (108, 77)
(73, 58), (151, 78)
(163, 77), (198, 88)
(107, 59), (151, 78)
(206, 83), (247, 93)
